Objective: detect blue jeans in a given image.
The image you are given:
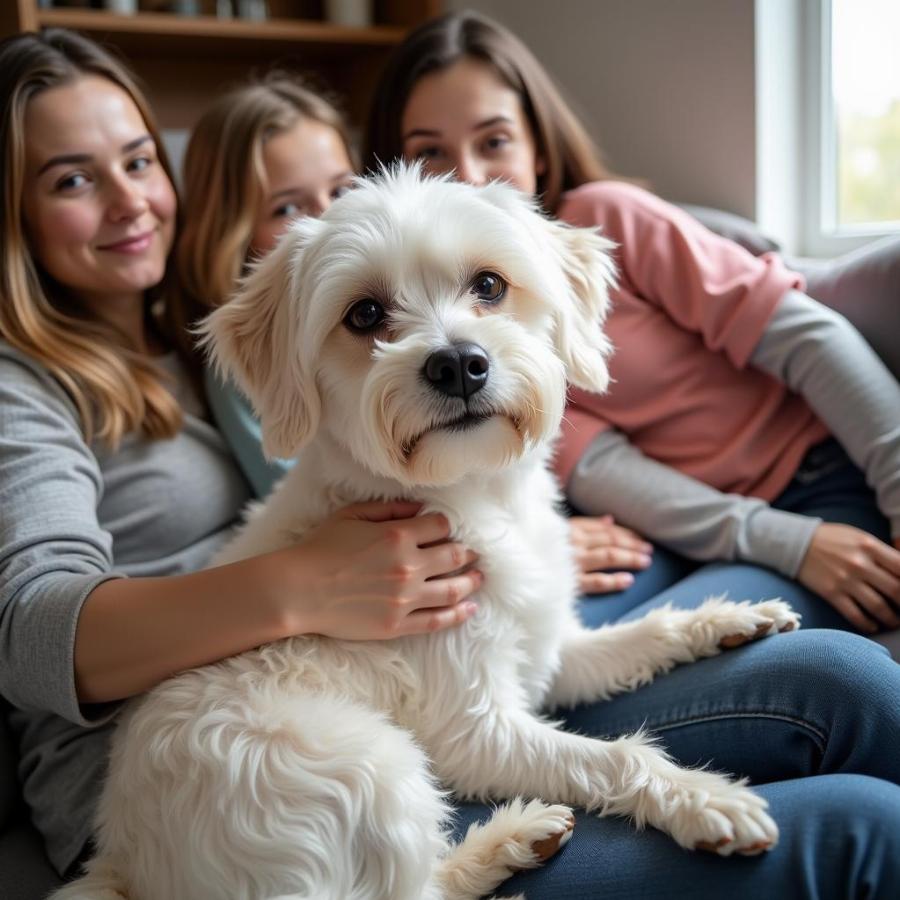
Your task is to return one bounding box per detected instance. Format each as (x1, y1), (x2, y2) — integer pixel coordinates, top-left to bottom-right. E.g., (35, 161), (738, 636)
(450, 631), (900, 898)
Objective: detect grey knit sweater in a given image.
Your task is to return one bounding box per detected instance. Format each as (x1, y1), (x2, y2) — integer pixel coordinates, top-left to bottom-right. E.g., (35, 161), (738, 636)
(0, 341), (251, 874)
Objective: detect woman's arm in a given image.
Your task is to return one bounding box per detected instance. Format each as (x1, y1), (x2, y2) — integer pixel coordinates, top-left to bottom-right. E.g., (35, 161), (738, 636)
(74, 501), (481, 704)
(749, 289), (900, 630)
(1, 352), (479, 718)
(751, 290), (900, 539)
(0, 351), (121, 723)
(567, 427), (900, 631)
(790, 236), (900, 379)
(568, 516), (653, 593)
(567, 428), (821, 577)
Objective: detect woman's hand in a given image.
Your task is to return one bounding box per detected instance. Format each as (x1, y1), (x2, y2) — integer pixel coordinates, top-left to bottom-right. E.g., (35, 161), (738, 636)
(797, 523), (900, 632)
(569, 515), (653, 594)
(276, 501), (482, 641)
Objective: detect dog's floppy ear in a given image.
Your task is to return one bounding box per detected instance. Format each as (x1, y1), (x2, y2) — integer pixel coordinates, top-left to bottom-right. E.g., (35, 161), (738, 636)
(477, 180), (615, 393)
(198, 219), (324, 459)
(544, 219), (616, 393)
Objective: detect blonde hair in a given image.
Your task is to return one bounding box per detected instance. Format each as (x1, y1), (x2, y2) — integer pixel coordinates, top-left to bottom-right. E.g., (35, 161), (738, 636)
(0, 28), (192, 448)
(178, 75), (353, 319)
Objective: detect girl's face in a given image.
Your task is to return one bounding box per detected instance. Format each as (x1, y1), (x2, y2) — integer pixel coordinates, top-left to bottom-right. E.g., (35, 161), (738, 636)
(249, 118), (354, 256)
(22, 75), (176, 312)
(401, 58), (544, 195)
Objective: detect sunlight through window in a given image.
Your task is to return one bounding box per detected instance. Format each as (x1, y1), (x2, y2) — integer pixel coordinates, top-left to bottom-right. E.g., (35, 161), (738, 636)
(833, 0), (900, 227)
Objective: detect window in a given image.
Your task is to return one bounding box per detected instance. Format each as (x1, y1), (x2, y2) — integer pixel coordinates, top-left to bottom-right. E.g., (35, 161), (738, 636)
(804, 0), (900, 255)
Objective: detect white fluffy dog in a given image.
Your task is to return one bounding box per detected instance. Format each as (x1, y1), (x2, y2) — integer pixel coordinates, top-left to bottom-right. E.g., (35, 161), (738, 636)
(56, 166), (798, 900)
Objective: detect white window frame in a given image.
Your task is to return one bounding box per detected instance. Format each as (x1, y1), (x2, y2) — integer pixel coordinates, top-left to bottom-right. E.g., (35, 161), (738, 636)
(801, 0), (900, 257)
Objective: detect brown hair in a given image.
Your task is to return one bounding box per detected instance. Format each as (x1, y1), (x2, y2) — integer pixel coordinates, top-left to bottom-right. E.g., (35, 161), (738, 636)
(0, 28), (191, 447)
(178, 74), (353, 317)
(365, 10), (614, 214)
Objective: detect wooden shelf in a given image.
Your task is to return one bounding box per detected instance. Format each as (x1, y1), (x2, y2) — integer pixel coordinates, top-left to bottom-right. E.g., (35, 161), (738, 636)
(37, 9), (409, 58)
(1, 0), (441, 131)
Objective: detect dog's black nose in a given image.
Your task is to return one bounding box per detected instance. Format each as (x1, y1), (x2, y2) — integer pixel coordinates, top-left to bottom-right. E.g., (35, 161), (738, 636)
(423, 342), (490, 399)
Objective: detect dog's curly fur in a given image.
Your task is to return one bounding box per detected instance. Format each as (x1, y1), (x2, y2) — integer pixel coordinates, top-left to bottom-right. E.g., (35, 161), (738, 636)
(54, 167), (798, 900)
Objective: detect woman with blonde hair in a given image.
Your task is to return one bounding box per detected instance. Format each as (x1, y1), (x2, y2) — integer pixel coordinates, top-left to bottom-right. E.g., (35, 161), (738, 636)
(0, 28), (482, 887)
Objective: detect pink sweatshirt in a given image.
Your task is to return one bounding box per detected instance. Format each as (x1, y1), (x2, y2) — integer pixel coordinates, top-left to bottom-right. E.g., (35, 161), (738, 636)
(554, 181), (829, 500)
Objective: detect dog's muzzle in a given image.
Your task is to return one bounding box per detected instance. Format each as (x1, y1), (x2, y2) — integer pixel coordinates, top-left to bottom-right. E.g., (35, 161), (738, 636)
(423, 342), (489, 399)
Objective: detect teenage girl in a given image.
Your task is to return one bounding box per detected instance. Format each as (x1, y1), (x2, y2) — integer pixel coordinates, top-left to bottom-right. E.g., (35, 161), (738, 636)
(365, 10), (900, 638)
(358, 11), (900, 898)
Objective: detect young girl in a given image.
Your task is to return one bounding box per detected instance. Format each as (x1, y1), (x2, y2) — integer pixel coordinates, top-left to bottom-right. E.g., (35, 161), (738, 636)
(178, 73), (656, 594)
(366, 10), (900, 639)
(178, 76), (357, 498)
(0, 29), (482, 886)
(357, 10), (900, 898)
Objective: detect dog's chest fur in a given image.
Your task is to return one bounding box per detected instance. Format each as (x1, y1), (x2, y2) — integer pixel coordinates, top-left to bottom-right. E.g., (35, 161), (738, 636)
(209, 441), (580, 731)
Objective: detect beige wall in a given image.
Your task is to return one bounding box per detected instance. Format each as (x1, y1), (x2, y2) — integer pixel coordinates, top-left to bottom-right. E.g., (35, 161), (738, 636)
(446, 0), (759, 218)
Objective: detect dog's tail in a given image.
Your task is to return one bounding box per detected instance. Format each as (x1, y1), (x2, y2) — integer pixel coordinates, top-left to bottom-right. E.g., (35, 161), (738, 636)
(48, 859), (129, 900)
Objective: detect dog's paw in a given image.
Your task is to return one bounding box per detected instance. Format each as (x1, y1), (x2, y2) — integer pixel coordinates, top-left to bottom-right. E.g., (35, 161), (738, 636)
(716, 599), (800, 650)
(680, 597), (799, 655)
(504, 799), (575, 870)
(524, 803), (576, 864)
(661, 770), (778, 857)
(441, 800), (573, 899)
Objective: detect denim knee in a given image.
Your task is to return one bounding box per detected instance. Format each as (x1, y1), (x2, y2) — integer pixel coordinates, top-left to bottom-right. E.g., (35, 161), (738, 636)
(772, 628), (891, 701)
(768, 774), (900, 900)
(753, 630), (898, 782)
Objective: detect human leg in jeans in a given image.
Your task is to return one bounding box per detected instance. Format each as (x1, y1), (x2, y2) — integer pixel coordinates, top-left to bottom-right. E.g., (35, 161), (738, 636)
(450, 629), (900, 898)
(452, 775), (900, 900)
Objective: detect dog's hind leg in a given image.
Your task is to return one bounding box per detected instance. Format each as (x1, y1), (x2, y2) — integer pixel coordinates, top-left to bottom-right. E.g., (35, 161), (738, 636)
(434, 798), (574, 900)
(92, 688), (451, 900)
(547, 597), (800, 708)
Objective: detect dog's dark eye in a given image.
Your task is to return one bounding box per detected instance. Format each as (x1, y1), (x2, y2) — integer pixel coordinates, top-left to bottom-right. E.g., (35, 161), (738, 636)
(470, 271), (506, 304)
(343, 299), (385, 333)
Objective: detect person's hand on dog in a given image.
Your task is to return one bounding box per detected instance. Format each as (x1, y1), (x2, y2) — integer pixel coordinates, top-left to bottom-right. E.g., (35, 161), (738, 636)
(278, 501), (482, 640)
(798, 522), (900, 633)
(570, 515), (653, 594)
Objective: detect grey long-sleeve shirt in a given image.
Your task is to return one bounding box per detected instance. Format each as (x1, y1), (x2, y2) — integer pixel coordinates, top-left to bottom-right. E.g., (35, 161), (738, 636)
(0, 341), (251, 874)
(568, 291), (900, 575)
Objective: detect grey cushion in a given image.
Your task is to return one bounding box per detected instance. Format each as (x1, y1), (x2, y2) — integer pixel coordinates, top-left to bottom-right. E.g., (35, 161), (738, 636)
(678, 202), (782, 255)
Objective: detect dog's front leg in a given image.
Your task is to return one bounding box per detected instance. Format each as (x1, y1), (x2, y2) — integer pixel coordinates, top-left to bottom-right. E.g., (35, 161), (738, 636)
(548, 597), (799, 708)
(433, 707), (777, 857)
